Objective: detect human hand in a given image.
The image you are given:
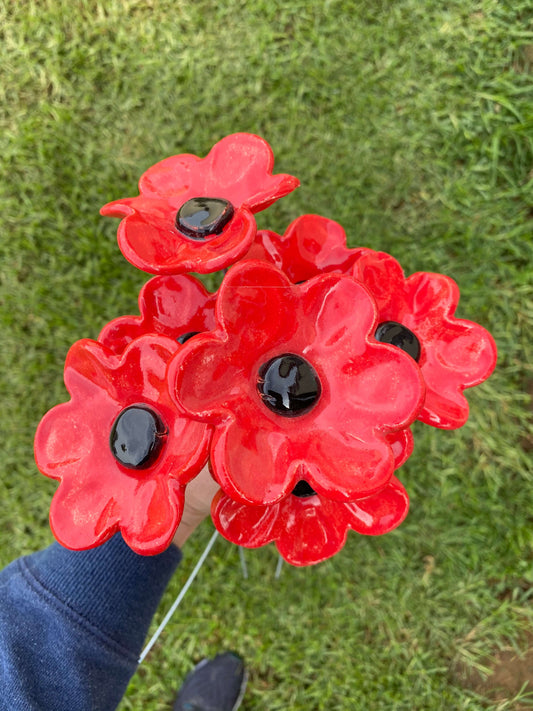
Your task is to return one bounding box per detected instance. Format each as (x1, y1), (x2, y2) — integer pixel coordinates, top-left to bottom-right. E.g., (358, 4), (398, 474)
(172, 464), (220, 548)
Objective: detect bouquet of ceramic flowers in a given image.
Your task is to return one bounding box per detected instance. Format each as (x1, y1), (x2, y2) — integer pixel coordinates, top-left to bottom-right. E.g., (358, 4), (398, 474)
(34, 133), (497, 566)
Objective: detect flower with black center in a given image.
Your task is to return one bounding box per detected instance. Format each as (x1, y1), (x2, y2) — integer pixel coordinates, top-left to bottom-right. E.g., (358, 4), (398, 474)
(169, 261), (425, 506)
(351, 249), (497, 429)
(34, 335), (211, 554)
(100, 133), (299, 275)
(211, 475), (410, 566)
(99, 273), (216, 354)
(244, 216), (497, 430)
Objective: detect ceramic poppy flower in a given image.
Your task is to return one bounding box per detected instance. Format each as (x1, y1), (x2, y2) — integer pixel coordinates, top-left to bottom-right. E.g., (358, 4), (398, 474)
(243, 213), (361, 283)
(350, 249), (498, 429)
(99, 274), (217, 355)
(169, 261), (425, 506)
(211, 475), (409, 566)
(100, 133), (300, 275)
(34, 335), (211, 554)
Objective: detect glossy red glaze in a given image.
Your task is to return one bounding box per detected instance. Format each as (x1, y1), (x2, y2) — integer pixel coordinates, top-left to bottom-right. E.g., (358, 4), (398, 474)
(100, 133), (299, 275)
(99, 274), (217, 355)
(211, 475), (409, 566)
(245, 217), (497, 430)
(169, 261), (425, 506)
(243, 213), (360, 282)
(34, 335), (211, 554)
(387, 428), (414, 469)
(35, 129), (498, 561)
(351, 249), (498, 429)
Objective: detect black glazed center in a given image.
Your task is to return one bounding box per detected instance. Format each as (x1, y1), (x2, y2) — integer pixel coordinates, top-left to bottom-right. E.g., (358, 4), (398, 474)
(374, 321), (421, 362)
(291, 480), (317, 498)
(257, 354), (321, 417)
(177, 331), (200, 344)
(176, 197), (234, 240)
(110, 405), (167, 469)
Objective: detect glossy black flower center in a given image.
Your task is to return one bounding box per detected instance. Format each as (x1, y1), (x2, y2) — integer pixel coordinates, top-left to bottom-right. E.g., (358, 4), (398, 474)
(291, 480), (317, 498)
(257, 354), (321, 417)
(177, 331), (200, 344)
(176, 197), (234, 240)
(374, 321), (421, 362)
(110, 405), (167, 470)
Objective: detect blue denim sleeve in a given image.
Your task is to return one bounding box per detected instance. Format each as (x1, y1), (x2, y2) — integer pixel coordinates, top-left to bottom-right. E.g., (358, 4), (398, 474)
(0, 534), (182, 711)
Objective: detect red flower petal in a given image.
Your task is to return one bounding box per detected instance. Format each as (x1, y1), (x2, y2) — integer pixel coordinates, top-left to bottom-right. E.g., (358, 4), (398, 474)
(48, 462), (122, 550)
(212, 476), (409, 566)
(99, 274), (216, 355)
(211, 490), (279, 549)
(244, 214), (358, 282)
(275, 496), (350, 566)
(296, 426), (396, 501)
(404, 272), (497, 428)
(212, 492), (348, 566)
(136, 133), (299, 210)
(209, 413), (297, 504)
(120, 478), (184, 554)
(343, 475), (409, 535)
(386, 429), (414, 469)
(214, 259), (298, 345)
(351, 249), (405, 314)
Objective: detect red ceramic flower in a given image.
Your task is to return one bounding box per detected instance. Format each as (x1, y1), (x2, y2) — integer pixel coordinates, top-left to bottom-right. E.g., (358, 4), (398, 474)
(243, 213), (359, 283)
(350, 249), (498, 429)
(99, 274), (217, 355)
(169, 261), (425, 506)
(100, 133), (300, 275)
(212, 475), (409, 566)
(34, 335), (211, 554)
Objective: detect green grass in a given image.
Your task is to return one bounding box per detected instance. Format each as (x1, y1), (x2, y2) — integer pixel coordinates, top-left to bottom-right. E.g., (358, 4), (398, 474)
(1, 0), (532, 708)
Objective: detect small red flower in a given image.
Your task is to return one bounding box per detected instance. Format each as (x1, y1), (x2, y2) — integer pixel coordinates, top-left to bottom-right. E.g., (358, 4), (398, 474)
(351, 249), (498, 429)
(212, 475), (409, 566)
(99, 274), (217, 355)
(100, 133), (299, 275)
(34, 335), (211, 554)
(244, 213), (359, 282)
(169, 261), (425, 506)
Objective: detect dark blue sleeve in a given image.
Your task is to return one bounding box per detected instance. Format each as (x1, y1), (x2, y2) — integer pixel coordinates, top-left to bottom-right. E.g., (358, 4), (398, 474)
(0, 534), (182, 711)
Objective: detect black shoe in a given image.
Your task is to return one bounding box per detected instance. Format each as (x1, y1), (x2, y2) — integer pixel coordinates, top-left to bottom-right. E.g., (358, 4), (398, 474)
(173, 651), (247, 711)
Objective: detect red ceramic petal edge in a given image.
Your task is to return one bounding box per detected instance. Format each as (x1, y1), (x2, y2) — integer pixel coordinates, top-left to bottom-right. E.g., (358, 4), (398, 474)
(115, 205), (257, 275)
(201, 133), (299, 211)
(100, 198), (136, 218)
(212, 476), (410, 567)
(345, 476), (409, 536)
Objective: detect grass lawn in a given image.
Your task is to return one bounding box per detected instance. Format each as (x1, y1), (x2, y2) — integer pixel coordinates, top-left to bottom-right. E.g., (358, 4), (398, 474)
(1, 1), (532, 708)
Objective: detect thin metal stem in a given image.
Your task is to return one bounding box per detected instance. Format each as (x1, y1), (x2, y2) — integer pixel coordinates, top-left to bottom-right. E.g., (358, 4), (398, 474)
(238, 546), (249, 579)
(138, 529), (219, 664)
(275, 553), (284, 579)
